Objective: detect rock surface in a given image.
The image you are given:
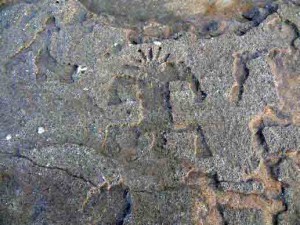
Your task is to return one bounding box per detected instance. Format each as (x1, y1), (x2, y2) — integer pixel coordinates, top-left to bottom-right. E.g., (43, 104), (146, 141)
(0, 0), (299, 224)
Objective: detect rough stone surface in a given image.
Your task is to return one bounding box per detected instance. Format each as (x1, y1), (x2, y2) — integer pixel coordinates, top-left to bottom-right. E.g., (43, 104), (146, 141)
(0, 0), (299, 224)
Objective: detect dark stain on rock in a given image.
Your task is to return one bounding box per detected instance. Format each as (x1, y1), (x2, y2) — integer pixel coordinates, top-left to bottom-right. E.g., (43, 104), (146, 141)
(79, 0), (278, 42)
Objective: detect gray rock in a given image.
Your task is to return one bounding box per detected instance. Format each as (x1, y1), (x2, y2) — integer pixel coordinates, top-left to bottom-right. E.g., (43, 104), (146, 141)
(0, 0), (299, 224)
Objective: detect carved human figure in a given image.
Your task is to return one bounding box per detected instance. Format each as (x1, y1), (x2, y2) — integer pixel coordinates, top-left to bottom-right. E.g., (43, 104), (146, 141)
(102, 47), (210, 160)
(185, 162), (284, 225)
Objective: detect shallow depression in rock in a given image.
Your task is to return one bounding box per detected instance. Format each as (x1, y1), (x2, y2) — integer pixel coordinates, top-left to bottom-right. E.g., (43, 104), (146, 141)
(77, 0), (277, 41)
(78, 0), (274, 25)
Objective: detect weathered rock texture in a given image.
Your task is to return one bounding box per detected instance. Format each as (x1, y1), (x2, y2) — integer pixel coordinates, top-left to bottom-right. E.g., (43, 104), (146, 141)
(0, 0), (299, 224)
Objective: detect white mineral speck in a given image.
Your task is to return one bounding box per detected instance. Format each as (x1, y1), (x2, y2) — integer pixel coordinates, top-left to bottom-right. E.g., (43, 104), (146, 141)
(154, 41), (162, 46)
(6, 134), (12, 141)
(38, 127), (45, 134)
(77, 65), (87, 74)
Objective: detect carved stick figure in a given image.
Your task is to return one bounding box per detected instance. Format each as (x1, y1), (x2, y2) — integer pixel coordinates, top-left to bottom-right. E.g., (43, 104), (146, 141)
(185, 167), (284, 225)
(102, 47), (210, 160)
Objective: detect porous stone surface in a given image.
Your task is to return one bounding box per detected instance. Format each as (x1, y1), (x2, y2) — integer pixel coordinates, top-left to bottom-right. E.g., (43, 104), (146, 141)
(0, 0), (299, 224)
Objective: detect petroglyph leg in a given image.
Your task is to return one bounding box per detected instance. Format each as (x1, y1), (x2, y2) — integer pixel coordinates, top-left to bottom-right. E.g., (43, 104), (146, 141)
(249, 106), (292, 155)
(107, 74), (137, 106)
(174, 123), (212, 158)
(175, 61), (207, 103)
(102, 122), (141, 160)
(229, 50), (266, 104)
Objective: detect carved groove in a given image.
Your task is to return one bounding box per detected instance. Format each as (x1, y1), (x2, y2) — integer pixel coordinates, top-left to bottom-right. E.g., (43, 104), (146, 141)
(229, 49), (267, 104)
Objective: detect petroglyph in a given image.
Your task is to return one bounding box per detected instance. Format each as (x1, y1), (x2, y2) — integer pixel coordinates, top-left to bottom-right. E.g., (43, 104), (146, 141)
(276, 150), (300, 224)
(101, 42), (289, 219)
(1, 1), (299, 224)
(185, 166), (285, 225)
(229, 49), (267, 104)
(82, 182), (132, 224)
(249, 48), (300, 156)
(102, 47), (210, 160)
